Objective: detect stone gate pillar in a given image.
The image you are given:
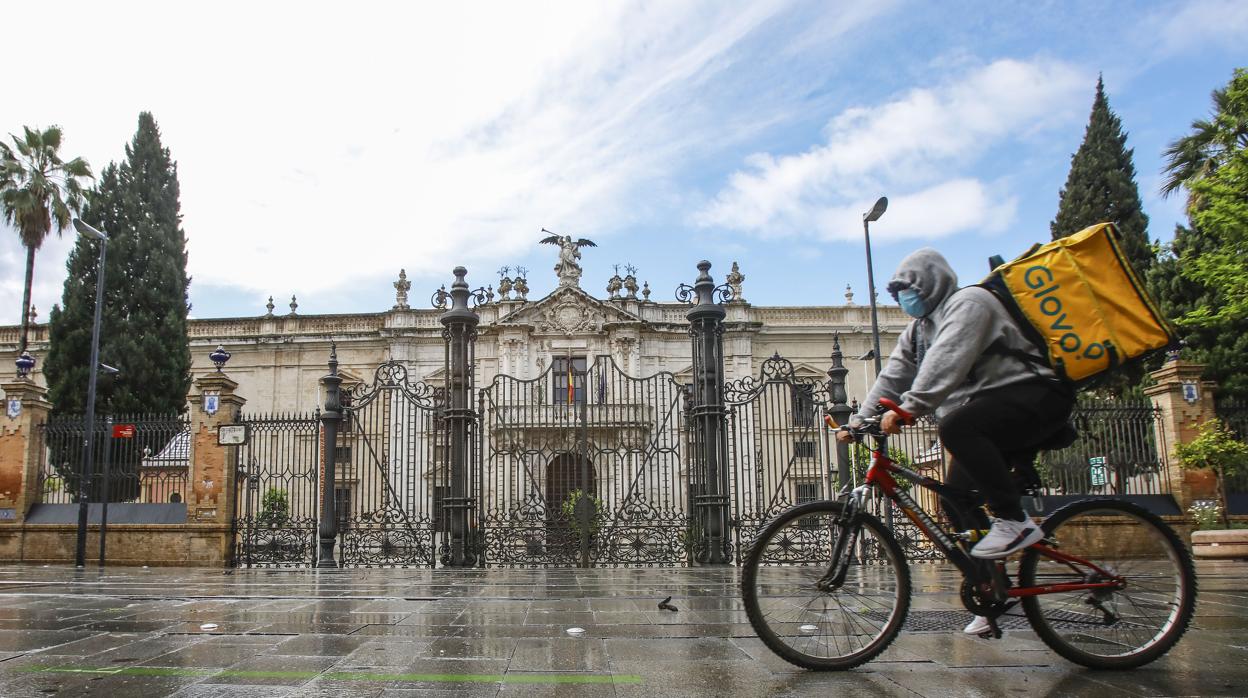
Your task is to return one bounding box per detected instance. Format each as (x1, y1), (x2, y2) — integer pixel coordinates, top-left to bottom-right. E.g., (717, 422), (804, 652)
(188, 369), (247, 523)
(682, 261), (731, 565)
(825, 334), (853, 490)
(1144, 358), (1219, 511)
(438, 267), (482, 567)
(0, 379), (52, 525)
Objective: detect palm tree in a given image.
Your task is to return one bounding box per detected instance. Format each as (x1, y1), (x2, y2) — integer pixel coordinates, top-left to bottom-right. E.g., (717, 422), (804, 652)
(1161, 71), (1248, 207)
(0, 125), (92, 357)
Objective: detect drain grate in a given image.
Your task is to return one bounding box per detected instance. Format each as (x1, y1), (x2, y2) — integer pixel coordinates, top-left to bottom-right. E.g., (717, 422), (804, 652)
(901, 608), (1106, 632)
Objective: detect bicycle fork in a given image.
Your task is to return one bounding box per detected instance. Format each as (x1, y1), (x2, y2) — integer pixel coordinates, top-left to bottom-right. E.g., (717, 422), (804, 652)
(815, 487), (867, 592)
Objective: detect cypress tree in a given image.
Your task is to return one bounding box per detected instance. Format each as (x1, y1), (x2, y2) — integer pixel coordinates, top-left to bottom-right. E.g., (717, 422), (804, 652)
(1051, 76), (1153, 274)
(1050, 77), (1153, 397)
(46, 112), (191, 416)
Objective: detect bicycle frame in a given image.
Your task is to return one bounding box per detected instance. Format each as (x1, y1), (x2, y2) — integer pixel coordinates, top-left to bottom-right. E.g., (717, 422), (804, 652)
(852, 435), (1124, 600)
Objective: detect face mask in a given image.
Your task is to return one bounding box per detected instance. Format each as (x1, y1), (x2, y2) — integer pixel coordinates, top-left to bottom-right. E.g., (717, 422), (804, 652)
(897, 289), (928, 318)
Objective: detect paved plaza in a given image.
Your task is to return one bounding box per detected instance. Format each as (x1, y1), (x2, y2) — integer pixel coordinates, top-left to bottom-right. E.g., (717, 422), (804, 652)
(0, 560), (1244, 697)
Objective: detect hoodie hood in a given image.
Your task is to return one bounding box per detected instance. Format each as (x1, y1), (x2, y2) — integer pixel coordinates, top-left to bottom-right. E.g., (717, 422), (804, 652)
(888, 248), (959, 311)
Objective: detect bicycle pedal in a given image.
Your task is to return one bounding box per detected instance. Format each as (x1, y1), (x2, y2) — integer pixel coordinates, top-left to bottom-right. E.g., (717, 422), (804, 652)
(987, 617), (1003, 639)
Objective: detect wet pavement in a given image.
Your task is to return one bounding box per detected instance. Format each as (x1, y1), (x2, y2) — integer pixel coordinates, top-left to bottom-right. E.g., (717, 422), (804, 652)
(0, 560), (1244, 697)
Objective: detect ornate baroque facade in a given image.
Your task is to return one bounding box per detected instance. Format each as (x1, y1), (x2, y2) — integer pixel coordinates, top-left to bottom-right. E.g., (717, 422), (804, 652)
(1, 261), (906, 415)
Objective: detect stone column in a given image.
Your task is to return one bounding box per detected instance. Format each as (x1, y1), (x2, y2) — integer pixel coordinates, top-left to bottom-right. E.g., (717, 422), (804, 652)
(0, 379), (53, 524)
(187, 371), (246, 525)
(1143, 358), (1218, 510)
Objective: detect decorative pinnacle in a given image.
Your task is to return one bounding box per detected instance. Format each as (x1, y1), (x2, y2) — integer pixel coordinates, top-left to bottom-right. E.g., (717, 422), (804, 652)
(209, 344), (232, 372)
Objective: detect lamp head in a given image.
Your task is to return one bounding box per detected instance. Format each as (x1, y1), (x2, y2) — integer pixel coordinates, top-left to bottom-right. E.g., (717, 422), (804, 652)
(864, 197), (888, 223)
(72, 219), (109, 241)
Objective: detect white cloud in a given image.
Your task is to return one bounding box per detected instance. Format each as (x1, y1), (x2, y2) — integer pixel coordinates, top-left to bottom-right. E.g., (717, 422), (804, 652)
(694, 58), (1086, 240)
(7, 0), (909, 324)
(1145, 0), (1248, 57)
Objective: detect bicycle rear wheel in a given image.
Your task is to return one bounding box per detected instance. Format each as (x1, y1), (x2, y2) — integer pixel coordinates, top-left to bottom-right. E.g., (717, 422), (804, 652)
(1019, 498), (1196, 669)
(741, 500), (910, 671)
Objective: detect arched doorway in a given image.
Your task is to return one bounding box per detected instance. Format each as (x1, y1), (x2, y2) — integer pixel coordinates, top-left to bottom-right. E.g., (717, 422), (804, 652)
(545, 453), (596, 519)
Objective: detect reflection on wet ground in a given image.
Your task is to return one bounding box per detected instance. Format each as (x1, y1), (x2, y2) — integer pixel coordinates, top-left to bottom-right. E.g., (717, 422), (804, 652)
(0, 561), (1244, 696)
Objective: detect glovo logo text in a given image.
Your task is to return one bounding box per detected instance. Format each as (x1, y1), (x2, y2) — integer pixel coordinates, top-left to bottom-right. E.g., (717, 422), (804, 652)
(1023, 265), (1106, 362)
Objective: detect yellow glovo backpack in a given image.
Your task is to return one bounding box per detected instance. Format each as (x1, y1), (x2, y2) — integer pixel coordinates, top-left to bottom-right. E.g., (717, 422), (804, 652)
(980, 222), (1178, 388)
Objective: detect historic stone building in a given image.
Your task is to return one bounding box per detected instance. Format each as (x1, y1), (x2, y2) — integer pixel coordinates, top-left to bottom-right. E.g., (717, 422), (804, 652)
(2, 243), (913, 568)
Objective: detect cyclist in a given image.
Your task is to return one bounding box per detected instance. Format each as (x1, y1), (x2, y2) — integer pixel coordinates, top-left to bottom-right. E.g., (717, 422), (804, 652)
(838, 248), (1074, 629)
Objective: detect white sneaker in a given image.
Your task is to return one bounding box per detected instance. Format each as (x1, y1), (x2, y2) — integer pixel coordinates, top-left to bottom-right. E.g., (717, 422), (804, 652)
(970, 516), (1043, 559)
(963, 615), (991, 635)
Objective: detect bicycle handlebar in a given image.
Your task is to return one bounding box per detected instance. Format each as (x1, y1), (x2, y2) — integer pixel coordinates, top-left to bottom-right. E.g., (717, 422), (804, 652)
(877, 397), (915, 425)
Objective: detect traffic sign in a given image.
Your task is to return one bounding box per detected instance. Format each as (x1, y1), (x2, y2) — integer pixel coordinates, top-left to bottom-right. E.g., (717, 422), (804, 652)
(112, 424), (136, 439)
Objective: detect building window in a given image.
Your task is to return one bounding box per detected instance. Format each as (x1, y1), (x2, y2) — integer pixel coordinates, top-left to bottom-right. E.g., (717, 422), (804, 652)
(794, 440), (817, 459)
(552, 356), (587, 405)
(793, 385), (816, 427)
(795, 479), (821, 505)
(334, 445), (352, 464)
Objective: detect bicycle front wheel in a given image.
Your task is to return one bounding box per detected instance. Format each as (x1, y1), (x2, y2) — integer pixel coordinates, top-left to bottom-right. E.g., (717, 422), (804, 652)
(741, 500), (910, 671)
(1019, 498), (1197, 669)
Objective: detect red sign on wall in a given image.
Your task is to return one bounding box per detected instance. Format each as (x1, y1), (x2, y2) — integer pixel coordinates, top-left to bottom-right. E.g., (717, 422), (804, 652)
(112, 424), (136, 439)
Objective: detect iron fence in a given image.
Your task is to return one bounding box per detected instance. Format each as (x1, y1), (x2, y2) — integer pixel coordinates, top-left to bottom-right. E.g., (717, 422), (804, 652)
(848, 398), (1172, 501)
(233, 411), (321, 568)
(37, 413), (189, 505)
(840, 397), (1171, 560)
(1036, 399), (1171, 497)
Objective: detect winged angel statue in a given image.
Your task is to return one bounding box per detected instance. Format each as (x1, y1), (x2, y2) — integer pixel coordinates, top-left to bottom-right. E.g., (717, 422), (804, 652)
(540, 229), (597, 287)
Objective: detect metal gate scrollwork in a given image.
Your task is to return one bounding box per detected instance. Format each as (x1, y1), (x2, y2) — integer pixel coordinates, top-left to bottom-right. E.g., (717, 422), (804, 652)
(478, 355), (690, 567)
(335, 362), (443, 567)
(725, 353), (835, 562)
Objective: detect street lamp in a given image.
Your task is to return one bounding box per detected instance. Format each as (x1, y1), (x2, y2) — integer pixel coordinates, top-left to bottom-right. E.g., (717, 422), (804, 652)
(862, 197), (888, 378)
(72, 218), (109, 569)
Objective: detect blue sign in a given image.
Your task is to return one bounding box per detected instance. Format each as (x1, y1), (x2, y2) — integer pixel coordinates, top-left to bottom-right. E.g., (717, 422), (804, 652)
(1182, 382), (1199, 404)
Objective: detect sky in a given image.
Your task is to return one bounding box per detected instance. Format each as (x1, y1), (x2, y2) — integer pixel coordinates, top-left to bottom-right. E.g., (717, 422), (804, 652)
(1, 0), (1245, 325)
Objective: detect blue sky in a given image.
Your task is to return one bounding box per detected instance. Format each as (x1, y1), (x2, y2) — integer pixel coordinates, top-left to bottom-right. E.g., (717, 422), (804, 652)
(1, 0), (1245, 324)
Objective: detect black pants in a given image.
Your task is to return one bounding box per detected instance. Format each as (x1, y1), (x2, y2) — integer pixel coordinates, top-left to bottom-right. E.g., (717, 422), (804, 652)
(938, 380), (1074, 528)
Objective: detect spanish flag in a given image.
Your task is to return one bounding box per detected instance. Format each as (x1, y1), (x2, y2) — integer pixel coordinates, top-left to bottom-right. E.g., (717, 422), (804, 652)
(567, 361), (575, 405)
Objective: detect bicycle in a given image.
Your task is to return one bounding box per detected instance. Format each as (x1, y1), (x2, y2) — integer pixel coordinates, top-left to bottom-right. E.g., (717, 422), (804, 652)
(741, 398), (1197, 671)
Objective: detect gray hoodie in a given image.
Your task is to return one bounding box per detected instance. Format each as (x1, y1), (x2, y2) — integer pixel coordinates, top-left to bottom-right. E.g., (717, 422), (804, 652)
(854, 248), (1057, 424)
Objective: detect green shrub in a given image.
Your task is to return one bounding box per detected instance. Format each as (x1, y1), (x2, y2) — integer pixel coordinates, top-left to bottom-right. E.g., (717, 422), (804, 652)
(257, 488), (290, 528)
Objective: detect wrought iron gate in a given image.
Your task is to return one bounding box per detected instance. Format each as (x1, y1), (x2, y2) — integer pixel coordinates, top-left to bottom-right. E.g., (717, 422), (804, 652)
(477, 355), (691, 567)
(335, 363), (443, 567)
(724, 354), (836, 561)
(234, 412), (321, 567)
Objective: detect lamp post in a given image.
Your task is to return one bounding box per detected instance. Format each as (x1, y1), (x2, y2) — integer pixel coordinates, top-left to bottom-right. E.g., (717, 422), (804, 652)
(862, 197), (888, 377)
(72, 218), (109, 569)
